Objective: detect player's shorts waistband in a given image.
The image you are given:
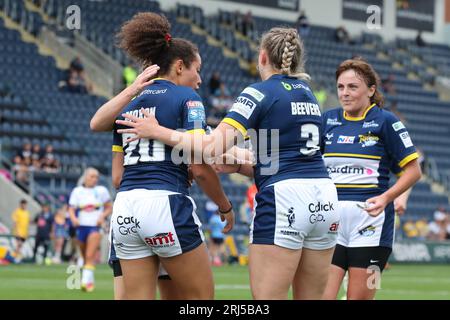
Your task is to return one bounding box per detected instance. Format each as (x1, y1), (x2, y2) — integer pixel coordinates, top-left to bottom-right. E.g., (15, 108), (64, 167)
(116, 189), (180, 199)
(267, 178), (332, 188)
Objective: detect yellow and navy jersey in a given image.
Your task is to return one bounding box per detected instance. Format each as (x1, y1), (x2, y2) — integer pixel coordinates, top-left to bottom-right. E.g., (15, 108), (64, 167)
(113, 79), (206, 194)
(321, 104), (419, 201)
(223, 74), (329, 190)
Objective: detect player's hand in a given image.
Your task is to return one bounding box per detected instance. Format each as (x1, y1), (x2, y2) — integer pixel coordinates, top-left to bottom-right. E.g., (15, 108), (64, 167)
(365, 194), (389, 217)
(127, 65), (160, 97)
(212, 163), (240, 174)
(96, 216), (106, 227)
(394, 197), (407, 216)
(71, 218), (80, 227)
(220, 209), (235, 234)
(116, 108), (160, 143)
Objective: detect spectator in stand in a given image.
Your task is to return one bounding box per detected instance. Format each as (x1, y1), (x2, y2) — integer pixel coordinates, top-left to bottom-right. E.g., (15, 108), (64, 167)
(402, 219), (419, 238)
(381, 74), (397, 95)
(12, 155), (29, 186)
(427, 208), (449, 241)
(416, 31), (426, 47)
(207, 83), (234, 127)
(31, 144), (43, 171)
(17, 142), (32, 162)
(32, 203), (54, 264)
(242, 10), (255, 37)
(415, 218), (429, 240)
(60, 57), (92, 94)
(209, 72), (222, 96)
(70, 56), (84, 72)
(334, 25), (353, 44)
(41, 144), (60, 173)
(11, 199), (30, 261)
(295, 10), (310, 37)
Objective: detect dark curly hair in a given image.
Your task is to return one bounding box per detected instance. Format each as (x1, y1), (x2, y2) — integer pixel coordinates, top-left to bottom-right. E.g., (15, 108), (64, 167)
(116, 12), (198, 75)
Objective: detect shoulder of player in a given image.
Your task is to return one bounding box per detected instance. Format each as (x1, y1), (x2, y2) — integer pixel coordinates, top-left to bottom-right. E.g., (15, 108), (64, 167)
(322, 107), (342, 119)
(237, 82), (268, 104)
(377, 108), (403, 128)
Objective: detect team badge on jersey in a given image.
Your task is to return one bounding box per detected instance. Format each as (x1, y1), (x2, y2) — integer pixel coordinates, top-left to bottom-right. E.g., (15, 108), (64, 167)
(186, 100), (206, 122)
(359, 133), (379, 147)
(358, 225), (376, 237)
(325, 133), (334, 145)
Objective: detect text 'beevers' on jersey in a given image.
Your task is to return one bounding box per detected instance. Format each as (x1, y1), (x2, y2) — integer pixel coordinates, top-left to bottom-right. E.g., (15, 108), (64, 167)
(291, 102), (321, 116)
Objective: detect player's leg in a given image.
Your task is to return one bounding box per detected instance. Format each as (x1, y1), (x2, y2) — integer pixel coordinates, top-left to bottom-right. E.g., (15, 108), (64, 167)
(120, 256), (160, 299)
(160, 243), (214, 300)
(292, 247), (335, 299)
(322, 244), (348, 299)
(249, 183), (303, 299)
(80, 229), (101, 291)
(249, 244), (301, 299)
(157, 264), (182, 300)
(110, 259), (126, 300)
(290, 179), (340, 299)
(346, 246), (391, 300)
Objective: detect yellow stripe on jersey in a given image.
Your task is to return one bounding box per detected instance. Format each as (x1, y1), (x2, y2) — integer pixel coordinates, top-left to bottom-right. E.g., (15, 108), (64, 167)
(186, 129), (206, 134)
(343, 103), (376, 121)
(324, 153), (381, 160)
(222, 118), (247, 137)
(112, 145), (123, 152)
(399, 152), (419, 168)
(335, 184), (378, 188)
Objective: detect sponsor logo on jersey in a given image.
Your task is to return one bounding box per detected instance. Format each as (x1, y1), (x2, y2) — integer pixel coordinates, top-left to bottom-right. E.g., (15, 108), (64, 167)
(359, 133), (379, 147)
(400, 131), (413, 148)
(287, 207), (295, 228)
(144, 232), (176, 247)
(242, 87), (265, 102)
(280, 230), (300, 236)
(358, 225), (376, 237)
(308, 201), (334, 213)
(291, 83), (311, 91)
(327, 165), (374, 175)
(327, 118), (342, 126)
(138, 88), (167, 97)
(186, 100), (204, 108)
(328, 221), (339, 234)
(281, 81), (292, 91)
(230, 96), (257, 119)
(117, 215), (141, 235)
(392, 121), (405, 132)
(309, 213), (325, 223)
(337, 135), (355, 144)
(362, 120), (379, 128)
(291, 102), (321, 116)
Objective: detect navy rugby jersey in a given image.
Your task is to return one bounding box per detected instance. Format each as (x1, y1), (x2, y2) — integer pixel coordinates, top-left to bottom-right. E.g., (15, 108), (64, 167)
(112, 79), (206, 194)
(321, 104), (418, 201)
(223, 74), (329, 190)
